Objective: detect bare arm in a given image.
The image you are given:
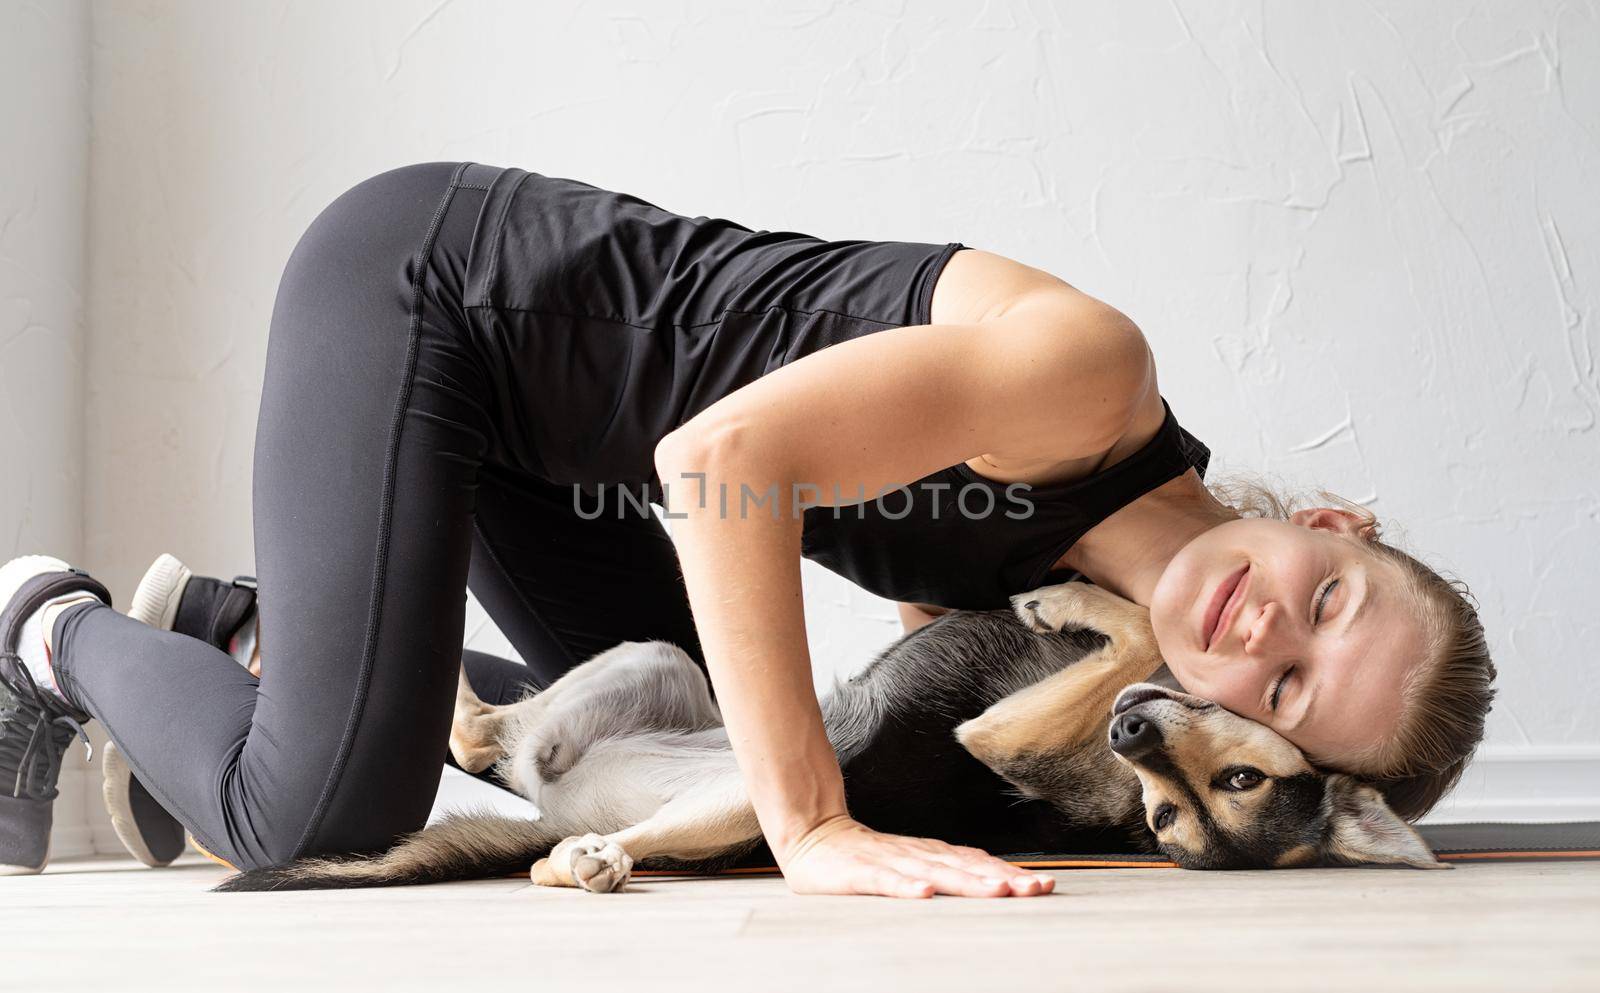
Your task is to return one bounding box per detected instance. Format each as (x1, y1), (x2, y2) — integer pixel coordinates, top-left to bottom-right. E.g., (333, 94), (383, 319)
(656, 266), (1154, 898)
(897, 601), (948, 634)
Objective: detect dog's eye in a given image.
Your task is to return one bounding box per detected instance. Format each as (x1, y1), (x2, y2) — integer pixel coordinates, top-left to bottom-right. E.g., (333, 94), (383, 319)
(1153, 803), (1176, 832)
(1225, 769), (1265, 791)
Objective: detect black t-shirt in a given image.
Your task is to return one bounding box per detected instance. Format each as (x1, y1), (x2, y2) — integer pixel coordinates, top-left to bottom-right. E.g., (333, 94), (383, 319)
(470, 168), (1214, 610)
(799, 397), (1210, 609)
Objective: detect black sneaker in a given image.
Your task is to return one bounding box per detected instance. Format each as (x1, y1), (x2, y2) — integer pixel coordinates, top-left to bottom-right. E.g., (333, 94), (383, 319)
(127, 553), (258, 657)
(0, 556), (108, 874)
(103, 554), (259, 867)
(99, 737), (186, 868)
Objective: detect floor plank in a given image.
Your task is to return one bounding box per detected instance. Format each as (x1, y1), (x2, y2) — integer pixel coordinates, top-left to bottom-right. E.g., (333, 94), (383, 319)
(3, 856), (1596, 992)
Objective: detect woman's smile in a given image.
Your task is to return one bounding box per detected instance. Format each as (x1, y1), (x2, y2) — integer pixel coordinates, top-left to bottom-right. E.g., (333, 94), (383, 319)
(1201, 562), (1250, 652)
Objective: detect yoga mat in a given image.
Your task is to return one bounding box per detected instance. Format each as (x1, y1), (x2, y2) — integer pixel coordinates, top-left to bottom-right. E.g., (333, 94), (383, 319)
(191, 822), (1600, 878)
(630, 822), (1600, 877)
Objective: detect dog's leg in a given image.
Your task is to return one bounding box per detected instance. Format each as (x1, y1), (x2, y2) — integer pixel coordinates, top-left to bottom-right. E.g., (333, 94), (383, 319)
(1012, 579), (1151, 640)
(449, 648), (632, 774)
(451, 641), (718, 776)
(499, 642), (721, 795)
(450, 666), (512, 774)
(530, 779), (758, 894)
(957, 582), (1163, 765)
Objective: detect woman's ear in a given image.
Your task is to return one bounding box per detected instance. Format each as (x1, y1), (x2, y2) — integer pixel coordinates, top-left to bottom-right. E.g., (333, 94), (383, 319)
(1289, 507), (1374, 538)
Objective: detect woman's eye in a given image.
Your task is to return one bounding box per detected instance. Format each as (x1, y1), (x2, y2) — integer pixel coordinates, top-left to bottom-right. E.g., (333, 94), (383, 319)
(1227, 769), (1265, 791)
(1269, 666), (1295, 711)
(1314, 578), (1341, 624)
(1153, 804), (1176, 831)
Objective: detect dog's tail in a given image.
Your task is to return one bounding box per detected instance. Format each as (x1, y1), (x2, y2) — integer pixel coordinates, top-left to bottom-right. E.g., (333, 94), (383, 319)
(213, 812), (560, 892)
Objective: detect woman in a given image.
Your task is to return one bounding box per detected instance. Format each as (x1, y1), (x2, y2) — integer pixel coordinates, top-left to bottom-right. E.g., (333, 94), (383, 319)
(0, 161), (1494, 895)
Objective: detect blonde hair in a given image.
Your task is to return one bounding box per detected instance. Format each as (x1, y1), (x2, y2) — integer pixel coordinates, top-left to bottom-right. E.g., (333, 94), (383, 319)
(1206, 473), (1497, 820)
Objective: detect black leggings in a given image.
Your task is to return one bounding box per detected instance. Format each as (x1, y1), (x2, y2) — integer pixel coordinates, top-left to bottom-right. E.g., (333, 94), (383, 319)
(52, 162), (704, 869)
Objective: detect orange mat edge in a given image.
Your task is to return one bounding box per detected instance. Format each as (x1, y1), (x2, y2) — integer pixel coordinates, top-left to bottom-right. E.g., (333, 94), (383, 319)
(631, 849), (1600, 877)
(192, 835), (1600, 880)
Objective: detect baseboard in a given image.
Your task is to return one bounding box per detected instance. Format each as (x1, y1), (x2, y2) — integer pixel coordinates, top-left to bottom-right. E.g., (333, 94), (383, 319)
(48, 823), (97, 861)
(1422, 745), (1600, 824)
(48, 764), (96, 860)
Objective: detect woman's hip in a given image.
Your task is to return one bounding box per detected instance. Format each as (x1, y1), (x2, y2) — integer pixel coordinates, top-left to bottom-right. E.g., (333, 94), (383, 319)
(268, 161), (496, 347)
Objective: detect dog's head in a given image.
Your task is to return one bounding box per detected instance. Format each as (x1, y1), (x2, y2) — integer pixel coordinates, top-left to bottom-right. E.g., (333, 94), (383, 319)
(1107, 683), (1444, 871)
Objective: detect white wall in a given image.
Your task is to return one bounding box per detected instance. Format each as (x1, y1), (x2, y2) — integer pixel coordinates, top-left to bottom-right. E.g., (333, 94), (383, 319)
(6, 0), (1595, 851)
(1, 0), (88, 595)
(0, 0), (97, 856)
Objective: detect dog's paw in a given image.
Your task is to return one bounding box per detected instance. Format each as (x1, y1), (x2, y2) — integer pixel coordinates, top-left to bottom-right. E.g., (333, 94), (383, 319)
(534, 834), (633, 893)
(568, 837), (633, 894)
(1012, 581), (1112, 634)
(449, 729), (504, 775)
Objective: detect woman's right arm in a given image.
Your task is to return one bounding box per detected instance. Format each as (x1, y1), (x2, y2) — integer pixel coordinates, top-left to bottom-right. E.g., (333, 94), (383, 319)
(655, 258), (1157, 898)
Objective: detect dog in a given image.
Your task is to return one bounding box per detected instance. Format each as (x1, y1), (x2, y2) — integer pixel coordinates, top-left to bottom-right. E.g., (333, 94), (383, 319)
(217, 582), (1440, 892)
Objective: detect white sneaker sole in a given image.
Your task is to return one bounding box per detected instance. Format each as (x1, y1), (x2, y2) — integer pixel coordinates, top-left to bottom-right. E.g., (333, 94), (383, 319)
(101, 742), (177, 868)
(128, 553), (192, 632)
(108, 553), (196, 867)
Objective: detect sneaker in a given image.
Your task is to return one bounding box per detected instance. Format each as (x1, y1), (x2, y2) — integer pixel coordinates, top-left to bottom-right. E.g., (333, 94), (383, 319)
(0, 555), (109, 874)
(103, 554), (259, 867)
(99, 736), (185, 868)
(127, 553), (258, 659)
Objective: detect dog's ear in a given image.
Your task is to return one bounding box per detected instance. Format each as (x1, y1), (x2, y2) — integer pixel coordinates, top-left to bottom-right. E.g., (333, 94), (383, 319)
(1320, 774), (1448, 870)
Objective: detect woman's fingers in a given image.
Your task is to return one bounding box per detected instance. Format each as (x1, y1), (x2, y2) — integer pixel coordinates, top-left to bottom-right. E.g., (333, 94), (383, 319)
(915, 842), (1057, 896)
(857, 859), (1009, 899)
(857, 867), (935, 899)
(888, 857), (1013, 898)
(1005, 873), (1056, 896)
(885, 838), (1055, 897)
(779, 819), (1058, 899)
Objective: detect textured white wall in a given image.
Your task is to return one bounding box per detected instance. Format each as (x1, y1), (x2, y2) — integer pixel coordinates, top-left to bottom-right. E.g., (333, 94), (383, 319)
(2, 0), (88, 580)
(38, 0), (1600, 828)
(1, 0), (95, 856)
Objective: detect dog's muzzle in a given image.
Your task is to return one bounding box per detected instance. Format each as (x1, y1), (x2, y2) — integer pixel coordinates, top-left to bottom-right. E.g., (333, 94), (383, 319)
(1108, 709), (1163, 760)
(1113, 682), (1216, 717)
(1108, 683), (1214, 760)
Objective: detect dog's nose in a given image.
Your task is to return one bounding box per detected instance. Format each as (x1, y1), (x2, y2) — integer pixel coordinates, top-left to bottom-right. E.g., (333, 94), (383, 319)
(1108, 711), (1162, 759)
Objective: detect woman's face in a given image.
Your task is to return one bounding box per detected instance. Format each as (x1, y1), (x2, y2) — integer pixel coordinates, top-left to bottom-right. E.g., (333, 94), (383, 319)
(1148, 508), (1428, 770)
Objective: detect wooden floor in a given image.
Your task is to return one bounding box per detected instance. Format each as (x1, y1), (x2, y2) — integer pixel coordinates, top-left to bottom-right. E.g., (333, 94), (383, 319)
(4, 856), (1596, 992)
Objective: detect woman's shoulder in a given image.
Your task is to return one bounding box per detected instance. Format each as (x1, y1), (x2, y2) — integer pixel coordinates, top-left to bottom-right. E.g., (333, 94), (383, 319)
(956, 388), (1170, 491)
(929, 248), (1084, 326)
(928, 251), (1210, 490)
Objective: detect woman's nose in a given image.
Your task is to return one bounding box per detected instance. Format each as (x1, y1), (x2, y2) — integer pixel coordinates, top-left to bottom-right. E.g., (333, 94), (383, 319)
(1243, 600), (1294, 658)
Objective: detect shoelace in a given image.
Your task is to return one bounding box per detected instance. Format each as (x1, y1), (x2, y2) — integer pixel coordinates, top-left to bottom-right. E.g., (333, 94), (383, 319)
(0, 653), (92, 800)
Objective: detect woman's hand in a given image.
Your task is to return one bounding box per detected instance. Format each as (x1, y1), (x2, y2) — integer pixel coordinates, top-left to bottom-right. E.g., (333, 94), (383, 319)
(779, 815), (1056, 898)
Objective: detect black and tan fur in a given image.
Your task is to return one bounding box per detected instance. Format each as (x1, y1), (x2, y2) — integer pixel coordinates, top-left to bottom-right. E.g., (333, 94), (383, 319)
(217, 583), (1439, 892)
